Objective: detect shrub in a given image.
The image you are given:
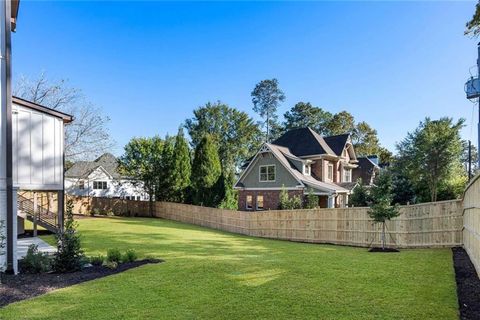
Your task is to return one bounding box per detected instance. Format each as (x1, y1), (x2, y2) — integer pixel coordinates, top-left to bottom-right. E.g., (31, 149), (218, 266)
(0, 220), (6, 271)
(279, 187), (303, 210)
(106, 248), (122, 263)
(90, 255), (105, 266)
(21, 244), (52, 273)
(122, 249), (138, 263)
(103, 260), (118, 270)
(53, 199), (85, 272)
(91, 208), (101, 216)
(304, 189), (319, 209)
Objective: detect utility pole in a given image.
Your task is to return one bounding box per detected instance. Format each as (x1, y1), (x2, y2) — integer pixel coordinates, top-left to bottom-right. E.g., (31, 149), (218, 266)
(468, 140), (472, 181)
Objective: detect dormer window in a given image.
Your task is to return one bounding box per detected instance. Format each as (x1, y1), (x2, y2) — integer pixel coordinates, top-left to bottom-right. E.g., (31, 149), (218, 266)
(303, 164), (311, 176)
(343, 169), (352, 182)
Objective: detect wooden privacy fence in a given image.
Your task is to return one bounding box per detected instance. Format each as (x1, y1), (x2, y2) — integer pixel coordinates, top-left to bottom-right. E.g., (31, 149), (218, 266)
(68, 196), (463, 249)
(463, 173), (480, 275)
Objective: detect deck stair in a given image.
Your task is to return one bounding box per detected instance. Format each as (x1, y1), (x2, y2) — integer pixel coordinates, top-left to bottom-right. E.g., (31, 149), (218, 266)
(17, 194), (58, 233)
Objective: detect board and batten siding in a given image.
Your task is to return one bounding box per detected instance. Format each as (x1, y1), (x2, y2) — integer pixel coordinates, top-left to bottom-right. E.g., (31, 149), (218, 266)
(463, 173), (480, 276)
(239, 153), (301, 189)
(12, 102), (64, 190)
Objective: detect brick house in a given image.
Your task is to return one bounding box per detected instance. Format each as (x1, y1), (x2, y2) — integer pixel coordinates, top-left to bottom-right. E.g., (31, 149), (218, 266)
(234, 127), (379, 211)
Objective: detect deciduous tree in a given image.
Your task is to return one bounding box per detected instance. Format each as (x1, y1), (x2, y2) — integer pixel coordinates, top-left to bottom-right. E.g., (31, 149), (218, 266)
(283, 102), (333, 135)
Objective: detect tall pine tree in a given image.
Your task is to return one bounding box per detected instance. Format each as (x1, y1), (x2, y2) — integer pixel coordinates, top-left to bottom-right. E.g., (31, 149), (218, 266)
(191, 134), (222, 206)
(171, 128), (191, 203)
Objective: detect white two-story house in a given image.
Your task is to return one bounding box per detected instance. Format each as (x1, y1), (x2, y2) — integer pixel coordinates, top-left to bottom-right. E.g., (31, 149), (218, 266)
(65, 153), (148, 201)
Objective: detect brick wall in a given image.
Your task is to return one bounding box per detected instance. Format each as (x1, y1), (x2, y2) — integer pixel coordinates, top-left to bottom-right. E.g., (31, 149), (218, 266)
(238, 189), (304, 211)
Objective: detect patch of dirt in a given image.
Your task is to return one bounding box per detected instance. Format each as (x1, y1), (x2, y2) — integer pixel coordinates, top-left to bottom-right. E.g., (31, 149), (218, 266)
(0, 259), (163, 308)
(368, 247), (399, 252)
(452, 247), (480, 320)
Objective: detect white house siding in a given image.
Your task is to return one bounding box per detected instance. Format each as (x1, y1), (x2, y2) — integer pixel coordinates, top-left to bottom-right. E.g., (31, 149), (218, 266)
(65, 168), (148, 200)
(12, 102), (64, 190)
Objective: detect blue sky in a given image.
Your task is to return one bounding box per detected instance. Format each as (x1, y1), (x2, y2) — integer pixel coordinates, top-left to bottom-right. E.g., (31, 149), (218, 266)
(12, 1), (480, 156)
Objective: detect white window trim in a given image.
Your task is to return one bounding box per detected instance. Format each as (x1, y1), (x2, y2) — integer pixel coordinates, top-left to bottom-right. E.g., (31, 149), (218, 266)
(343, 168), (352, 183)
(259, 164), (276, 182)
(303, 164), (311, 176)
(256, 195), (264, 210)
(246, 195), (253, 210)
(327, 164), (334, 181)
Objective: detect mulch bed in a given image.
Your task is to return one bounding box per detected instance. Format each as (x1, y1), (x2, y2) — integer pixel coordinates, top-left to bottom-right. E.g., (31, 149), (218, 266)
(0, 259), (163, 308)
(452, 247), (480, 320)
(368, 247), (399, 252)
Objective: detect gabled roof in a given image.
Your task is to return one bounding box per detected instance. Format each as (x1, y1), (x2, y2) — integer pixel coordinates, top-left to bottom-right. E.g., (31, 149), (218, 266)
(324, 134), (350, 156)
(272, 127), (335, 157)
(65, 153), (122, 179)
(13, 96), (73, 123)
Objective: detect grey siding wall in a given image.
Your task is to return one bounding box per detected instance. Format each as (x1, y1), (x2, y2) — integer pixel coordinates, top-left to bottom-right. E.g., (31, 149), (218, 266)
(239, 152), (300, 188)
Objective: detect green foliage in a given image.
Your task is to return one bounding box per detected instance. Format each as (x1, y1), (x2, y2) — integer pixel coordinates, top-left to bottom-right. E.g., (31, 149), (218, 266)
(170, 128), (192, 203)
(349, 179), (371, 207)
(251, 79), (285, 142)
(304, 189), (319, 209)
(368, 171), (400, 249)
(191, 134), (222, 207)
(21, 244), (52, 274)
(120, 136), (163, 215)
(325, 111), (355, 135)
(106, 248), (122, 263)
(396, 117), (466, 202)
(53, 199), (85, 272)
(156, 135), (176, 201)
(89, 255), (105, 266)
(217, 174), (238, 210)
(122, 249), (138, 263)
(283, 102), (333, 136)
(352, 121), (380, 156)
(185, 101), (262, 176)
(466, 1), (480, 37)
(278, 187), (303, 210)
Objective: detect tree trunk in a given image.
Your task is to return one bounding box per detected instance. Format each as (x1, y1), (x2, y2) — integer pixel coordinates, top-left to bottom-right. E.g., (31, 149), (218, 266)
(382, 221), (386, 250)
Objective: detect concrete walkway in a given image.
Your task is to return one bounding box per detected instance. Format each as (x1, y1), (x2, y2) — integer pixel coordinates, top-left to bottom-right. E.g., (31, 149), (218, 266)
(17, 237), (57, 259)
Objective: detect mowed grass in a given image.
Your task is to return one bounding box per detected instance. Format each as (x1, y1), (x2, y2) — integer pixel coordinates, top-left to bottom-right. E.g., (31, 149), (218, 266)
(1, 217), (458, 319)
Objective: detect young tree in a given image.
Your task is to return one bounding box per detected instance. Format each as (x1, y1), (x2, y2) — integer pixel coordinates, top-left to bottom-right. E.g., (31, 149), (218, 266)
(368, 171), (400, 250)
(170, 128), (191, 203)
(278, 187), (303, 210)
(283, 102), (333, 135)
(304, 189), (319, 209)
(14, 73), (113, 161)
(191, 135), (222, 207)
(396, 117), (466, 202)
(119, 136), (163, 216)
(53, 199), (85, 272)
(251, 79), (285, 142)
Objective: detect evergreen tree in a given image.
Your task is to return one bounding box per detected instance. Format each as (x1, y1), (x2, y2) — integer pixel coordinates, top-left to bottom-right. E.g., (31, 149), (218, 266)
(170, 128), (191, 203)
(191, 134), (222, 206)
(156, 135), (175, 201)
(349, 179), (371, 207)
(251, 79), (285, 142)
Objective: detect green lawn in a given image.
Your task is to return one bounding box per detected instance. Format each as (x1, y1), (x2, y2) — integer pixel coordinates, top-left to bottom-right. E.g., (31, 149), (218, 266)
(2, 217), (458, 319)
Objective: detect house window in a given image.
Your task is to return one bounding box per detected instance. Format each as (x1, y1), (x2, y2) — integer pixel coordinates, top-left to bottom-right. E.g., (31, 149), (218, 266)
(256, 195), (264, 210)
(259, 165), (275, 182)
(78, 180), (85, 190)
(93, 181), (108, 190)
(246, 195), (253, 210)
(327, 164), (333, 181)
(343, 169), (352, 182)
(304, 164), (311, 176)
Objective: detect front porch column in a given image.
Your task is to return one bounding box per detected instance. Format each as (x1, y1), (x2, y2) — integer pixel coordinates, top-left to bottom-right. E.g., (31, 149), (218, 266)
(327, 195), (335, 208)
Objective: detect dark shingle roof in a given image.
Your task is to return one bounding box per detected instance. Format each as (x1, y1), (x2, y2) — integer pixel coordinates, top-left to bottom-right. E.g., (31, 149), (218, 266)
(65, 153), (122, 179)
(272, 127), (335, 157)
(323, 134), (350, 156)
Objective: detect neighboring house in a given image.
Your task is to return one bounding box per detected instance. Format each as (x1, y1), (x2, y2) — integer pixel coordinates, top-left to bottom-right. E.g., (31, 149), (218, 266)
(353, 156), (381, 186)
(234, 127), (377, 211)
(65, 153), (149, 201)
